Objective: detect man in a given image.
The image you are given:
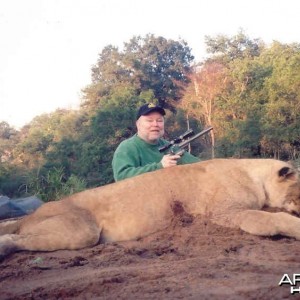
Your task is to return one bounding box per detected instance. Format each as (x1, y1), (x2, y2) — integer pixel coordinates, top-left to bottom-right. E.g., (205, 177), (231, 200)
(112, 103), (200, 181)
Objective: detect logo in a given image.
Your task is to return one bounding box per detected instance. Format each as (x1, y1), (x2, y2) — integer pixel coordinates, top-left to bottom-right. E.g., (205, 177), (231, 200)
(279, 274), (300, 294)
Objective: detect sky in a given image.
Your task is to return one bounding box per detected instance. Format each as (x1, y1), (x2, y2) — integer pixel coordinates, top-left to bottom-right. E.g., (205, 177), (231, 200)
(0, 0), (299, 129)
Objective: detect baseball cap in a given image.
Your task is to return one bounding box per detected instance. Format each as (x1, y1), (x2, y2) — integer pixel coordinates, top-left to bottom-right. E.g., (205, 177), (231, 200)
(136, 103), (166, 120)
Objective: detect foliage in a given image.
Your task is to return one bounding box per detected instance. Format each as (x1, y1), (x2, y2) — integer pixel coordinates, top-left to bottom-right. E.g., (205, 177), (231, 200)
(260, 42), (300, 158)
(26, 167), (86, 202)
(82, 34), (194, 111)
(205, 30), (264, 62)
(201, 33), (300, 159)
(0, 163), (25, 197)
(179, 61), (228, 157)
(75, 104), (137, 186)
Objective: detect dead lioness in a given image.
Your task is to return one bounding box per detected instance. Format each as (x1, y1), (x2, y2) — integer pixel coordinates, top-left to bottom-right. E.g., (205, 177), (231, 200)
(1, 158), (300, 259)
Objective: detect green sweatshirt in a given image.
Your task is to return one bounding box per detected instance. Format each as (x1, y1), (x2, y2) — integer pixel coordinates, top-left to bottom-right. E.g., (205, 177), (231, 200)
(112, 134), (200, 181)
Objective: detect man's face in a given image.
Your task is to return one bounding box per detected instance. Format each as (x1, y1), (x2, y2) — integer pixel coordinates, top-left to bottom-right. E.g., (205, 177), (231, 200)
(136, 111), (165, 144)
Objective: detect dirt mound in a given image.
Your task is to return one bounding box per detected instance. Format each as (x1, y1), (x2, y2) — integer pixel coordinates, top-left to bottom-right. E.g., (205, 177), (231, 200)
(1, 207), (299, 299)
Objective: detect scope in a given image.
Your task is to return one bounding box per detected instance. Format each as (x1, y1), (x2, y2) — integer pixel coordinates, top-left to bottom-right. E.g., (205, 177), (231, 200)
(158, 129), (194, 152)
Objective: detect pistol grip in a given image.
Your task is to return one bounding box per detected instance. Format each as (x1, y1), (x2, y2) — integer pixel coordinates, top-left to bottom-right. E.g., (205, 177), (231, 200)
(170, 149), (185, 156)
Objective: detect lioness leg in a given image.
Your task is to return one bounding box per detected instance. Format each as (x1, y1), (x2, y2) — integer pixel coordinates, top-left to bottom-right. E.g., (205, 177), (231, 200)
(0, 209), (101, 259)
(234, 210), (300, 240)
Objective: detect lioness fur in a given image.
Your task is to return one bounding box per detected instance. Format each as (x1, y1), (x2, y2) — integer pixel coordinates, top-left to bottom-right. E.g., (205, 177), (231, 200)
(1, 158), (300, 259)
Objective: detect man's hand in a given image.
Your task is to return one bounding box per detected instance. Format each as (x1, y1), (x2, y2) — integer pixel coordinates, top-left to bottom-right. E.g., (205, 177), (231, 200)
(161, 154), (181, 168)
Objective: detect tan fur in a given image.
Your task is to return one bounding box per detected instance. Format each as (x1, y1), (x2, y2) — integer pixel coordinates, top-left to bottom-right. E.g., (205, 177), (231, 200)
(1, 158), (300, 259)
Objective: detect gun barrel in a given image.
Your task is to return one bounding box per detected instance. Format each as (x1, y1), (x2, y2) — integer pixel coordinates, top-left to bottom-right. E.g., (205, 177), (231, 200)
(177, 126), (213, 149)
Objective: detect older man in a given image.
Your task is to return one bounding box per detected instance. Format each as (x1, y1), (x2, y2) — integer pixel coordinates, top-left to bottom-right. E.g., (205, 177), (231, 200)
(112, 103), (200, 181)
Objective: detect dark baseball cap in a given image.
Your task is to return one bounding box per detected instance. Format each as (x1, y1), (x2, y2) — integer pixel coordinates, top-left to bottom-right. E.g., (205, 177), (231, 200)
(136, 103), (166, 120)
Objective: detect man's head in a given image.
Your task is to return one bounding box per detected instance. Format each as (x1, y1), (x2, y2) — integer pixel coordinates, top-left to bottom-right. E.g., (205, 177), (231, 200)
(136, 103), (166, 120)
(136, 103), (166, 144)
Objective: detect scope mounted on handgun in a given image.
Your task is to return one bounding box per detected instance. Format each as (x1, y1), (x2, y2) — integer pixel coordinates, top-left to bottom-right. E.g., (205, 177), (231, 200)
(158, 129), (194, 153)
(158, 126), (213, 156)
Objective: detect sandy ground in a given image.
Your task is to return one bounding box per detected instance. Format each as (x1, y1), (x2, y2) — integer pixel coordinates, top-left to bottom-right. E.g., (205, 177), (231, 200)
(1, 209), (299, 300)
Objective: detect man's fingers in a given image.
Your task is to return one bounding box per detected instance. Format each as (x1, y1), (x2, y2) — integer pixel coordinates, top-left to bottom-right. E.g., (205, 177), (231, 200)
(161, 154), (180, 168)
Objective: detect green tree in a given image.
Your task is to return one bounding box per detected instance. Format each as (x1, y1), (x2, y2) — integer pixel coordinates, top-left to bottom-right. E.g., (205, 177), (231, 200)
(26, 167), (86, 201)
(0, 122), (19, 161)
(212, 56), (270, 157)
(75, 103), (136, 186)
(123, 35), (194, 108)
(205, 30), (264, 62)
(260, 42), (300, 158)
(180, 61), (228, 157)
(82, 34), (194, 111)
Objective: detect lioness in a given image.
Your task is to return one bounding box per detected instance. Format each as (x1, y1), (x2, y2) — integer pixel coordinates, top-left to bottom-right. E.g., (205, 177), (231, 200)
(1, 159), (300, 259)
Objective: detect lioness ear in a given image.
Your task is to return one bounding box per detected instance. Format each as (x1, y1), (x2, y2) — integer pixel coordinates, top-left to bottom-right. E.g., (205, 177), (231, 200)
(278, 167), (297, 181)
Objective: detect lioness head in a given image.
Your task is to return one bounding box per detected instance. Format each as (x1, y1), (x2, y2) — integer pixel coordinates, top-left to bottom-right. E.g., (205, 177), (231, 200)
(266, 163), (300, 215)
